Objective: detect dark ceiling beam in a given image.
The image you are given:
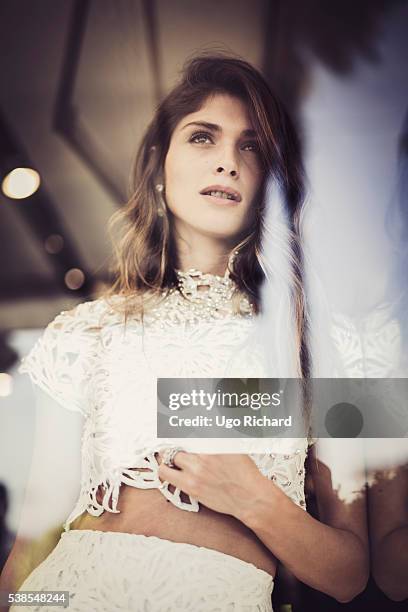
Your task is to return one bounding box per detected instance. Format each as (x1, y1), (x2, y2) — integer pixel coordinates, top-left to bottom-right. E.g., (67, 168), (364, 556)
(53, 0), (124, 203)
(261, 0), (300, 114)
(141, 0), (163, 105)
(53, 0), (90, 112)
(53, 0), (164, 204)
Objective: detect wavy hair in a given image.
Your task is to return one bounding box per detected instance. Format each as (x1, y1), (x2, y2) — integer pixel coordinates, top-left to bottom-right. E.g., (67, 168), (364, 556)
(105, 53), (309, 377)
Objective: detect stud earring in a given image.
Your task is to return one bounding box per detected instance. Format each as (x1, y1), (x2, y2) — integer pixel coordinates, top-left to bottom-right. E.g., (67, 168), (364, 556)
(155, 183), (166, 217)
(227, 249), (240, 273)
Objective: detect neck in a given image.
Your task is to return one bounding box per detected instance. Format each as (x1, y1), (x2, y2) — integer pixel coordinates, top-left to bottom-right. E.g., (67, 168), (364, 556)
(172, 224), (234, 276)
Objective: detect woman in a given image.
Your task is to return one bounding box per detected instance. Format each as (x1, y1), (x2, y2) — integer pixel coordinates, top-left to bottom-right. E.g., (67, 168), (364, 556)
(1, 54), (368, 611)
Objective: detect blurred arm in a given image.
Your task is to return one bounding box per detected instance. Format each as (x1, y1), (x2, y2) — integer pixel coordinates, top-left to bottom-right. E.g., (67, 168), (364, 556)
(0, 385), (83, 607)
(368, 440), (408, 602)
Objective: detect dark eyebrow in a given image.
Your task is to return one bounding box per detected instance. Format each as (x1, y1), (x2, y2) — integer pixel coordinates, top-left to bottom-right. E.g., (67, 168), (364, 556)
(181, 121), (257, 138)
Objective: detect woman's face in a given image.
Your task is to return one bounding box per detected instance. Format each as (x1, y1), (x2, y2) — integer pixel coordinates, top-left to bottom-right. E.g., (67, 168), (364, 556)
(164, 93), (263, 245)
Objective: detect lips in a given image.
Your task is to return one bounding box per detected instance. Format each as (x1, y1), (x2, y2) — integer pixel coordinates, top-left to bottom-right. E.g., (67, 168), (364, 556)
(199, 184), (242, 202)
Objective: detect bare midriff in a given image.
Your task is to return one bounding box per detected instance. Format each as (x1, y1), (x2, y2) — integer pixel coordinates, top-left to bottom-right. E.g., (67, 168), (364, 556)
(70, 459), (277, 577)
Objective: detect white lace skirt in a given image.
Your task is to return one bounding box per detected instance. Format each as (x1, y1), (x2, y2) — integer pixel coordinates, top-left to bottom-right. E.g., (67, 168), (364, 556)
(11, 529), (274, 611)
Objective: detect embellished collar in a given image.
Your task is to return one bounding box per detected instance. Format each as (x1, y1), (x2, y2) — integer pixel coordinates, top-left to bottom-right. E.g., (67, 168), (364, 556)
(143, 268), (254, 326)
(175, 268), (234, 301)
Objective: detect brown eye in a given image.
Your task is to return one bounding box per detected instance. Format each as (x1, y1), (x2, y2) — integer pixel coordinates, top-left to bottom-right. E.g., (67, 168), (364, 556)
(241, 142), (259, 153)
(189, 131), (214, 144)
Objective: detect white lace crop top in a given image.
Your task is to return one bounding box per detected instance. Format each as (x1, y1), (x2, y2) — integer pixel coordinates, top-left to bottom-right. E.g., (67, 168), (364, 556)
(19, 270), (308, 532)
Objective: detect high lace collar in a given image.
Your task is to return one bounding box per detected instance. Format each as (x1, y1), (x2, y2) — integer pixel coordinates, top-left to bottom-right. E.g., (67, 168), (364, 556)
(175, 268), (234, 301)
(141, 267), (255, 326)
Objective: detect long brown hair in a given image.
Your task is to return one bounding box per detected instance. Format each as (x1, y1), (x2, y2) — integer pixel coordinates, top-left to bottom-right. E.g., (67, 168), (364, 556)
(105, 53), (309, 376)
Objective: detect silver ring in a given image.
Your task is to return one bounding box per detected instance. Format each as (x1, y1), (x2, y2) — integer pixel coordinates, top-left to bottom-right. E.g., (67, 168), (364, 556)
(162, 446), (184, 468)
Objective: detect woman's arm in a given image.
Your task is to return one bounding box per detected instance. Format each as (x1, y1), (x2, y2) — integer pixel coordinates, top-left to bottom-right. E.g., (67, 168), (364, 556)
(237, 440), (369, 603)
(0, 386), (83, 608)
(158, 438), (369, 604)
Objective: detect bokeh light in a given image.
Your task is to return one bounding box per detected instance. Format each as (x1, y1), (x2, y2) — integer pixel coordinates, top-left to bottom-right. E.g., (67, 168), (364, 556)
(0, 373), (13, 397)
(64, 268), (85, 290)
(2, 167), (41, 199)
(44, 234), (64, 254)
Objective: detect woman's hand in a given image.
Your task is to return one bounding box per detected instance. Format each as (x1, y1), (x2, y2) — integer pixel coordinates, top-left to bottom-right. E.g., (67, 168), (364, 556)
(157, 450), (265, 518)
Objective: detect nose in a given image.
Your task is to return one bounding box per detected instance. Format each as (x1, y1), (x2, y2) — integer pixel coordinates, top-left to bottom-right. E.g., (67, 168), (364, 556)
(214, 146), (239, 178)
(216, 166), (238, 178)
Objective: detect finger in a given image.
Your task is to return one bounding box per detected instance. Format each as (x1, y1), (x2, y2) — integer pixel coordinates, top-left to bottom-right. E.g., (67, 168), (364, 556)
(159, 449), (191, 469)
(158, 463), (187, 490)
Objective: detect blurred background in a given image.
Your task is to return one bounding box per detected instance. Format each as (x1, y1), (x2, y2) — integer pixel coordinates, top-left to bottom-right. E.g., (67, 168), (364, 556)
(1, 1), (408, 610)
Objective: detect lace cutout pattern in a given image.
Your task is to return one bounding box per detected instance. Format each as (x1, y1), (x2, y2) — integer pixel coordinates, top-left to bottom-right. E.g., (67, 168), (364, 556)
(18, 302), (103, 416)
(250, 445), (307, 509)
(19, 296), (308, 531)
(12, 530), (274, 611)
(331, 306), (403, 377)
